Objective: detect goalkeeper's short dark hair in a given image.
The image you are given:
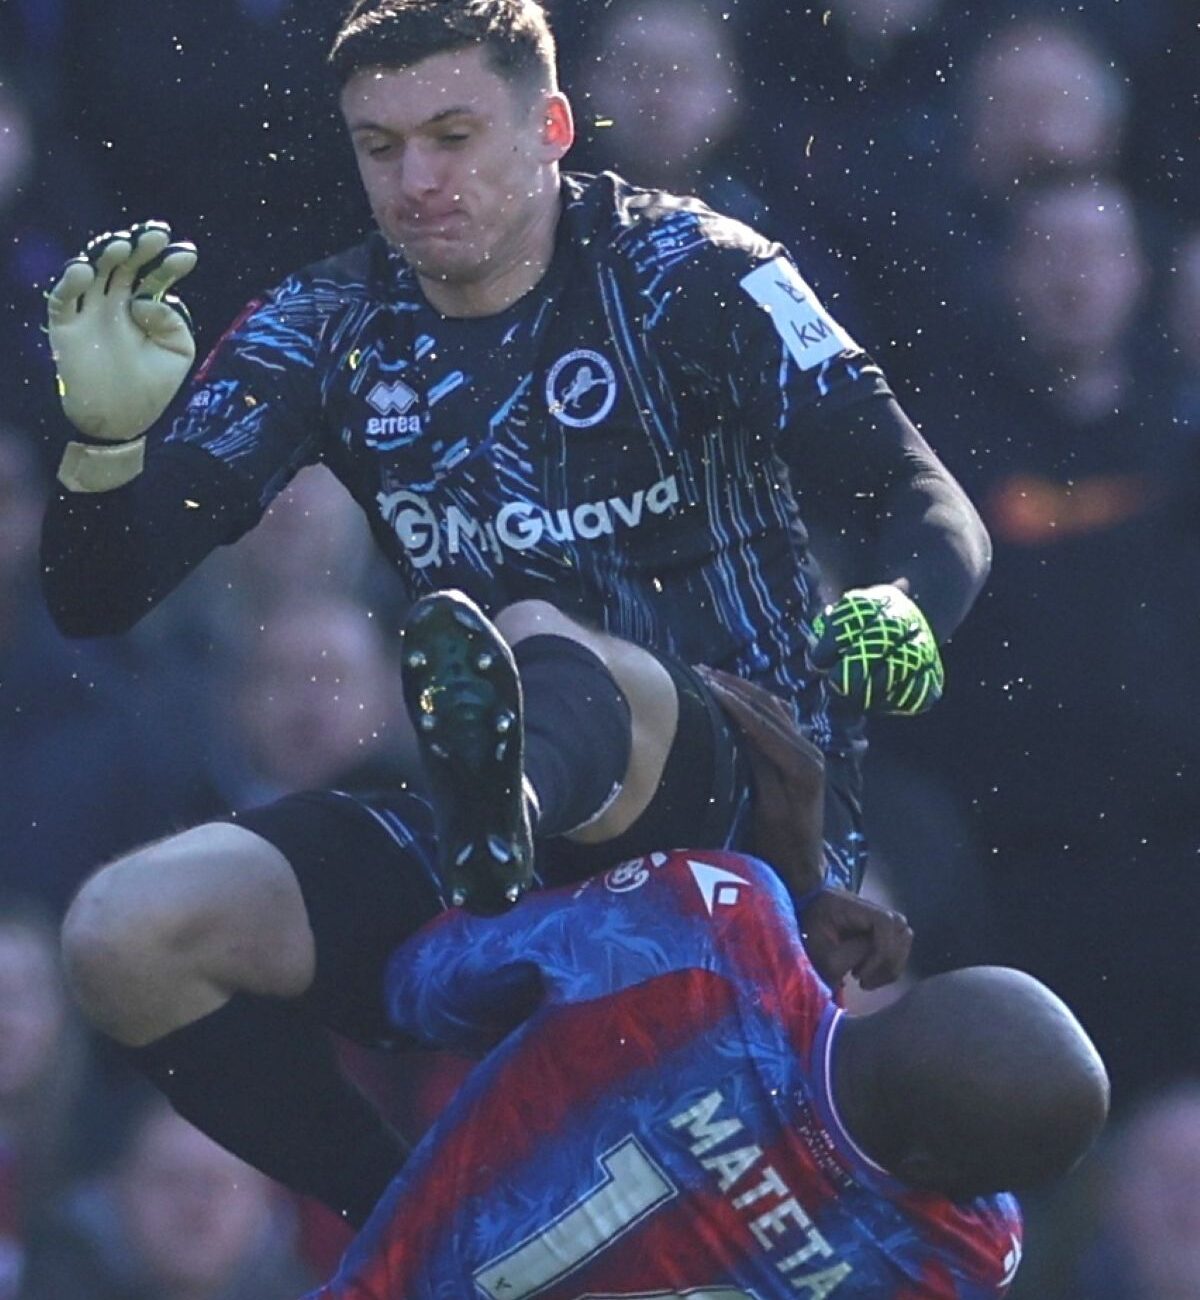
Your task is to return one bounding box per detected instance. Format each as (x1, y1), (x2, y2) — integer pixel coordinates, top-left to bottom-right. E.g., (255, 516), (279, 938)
(329, 0), (558, 99)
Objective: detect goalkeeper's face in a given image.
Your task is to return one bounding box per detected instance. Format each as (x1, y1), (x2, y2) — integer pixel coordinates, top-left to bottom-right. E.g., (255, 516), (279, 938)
(341, 46), (572, 294)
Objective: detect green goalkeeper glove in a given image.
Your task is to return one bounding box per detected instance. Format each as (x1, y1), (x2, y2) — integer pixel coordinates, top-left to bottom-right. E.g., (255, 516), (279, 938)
(811, 584), (944, 716)
(47, 222), (197, 491)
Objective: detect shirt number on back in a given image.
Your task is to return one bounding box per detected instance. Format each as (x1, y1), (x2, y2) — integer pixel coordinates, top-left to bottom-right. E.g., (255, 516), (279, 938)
(473, 1136), (677, 1300)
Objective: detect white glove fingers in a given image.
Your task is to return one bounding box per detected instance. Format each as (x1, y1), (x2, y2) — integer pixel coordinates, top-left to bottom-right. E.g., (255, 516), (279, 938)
(46, 259), (96, 323)
(106, 221), (176, 293)
(96, 233), (139, 293)
(134, 243), (198, 299)
(85, 229), (131, 271)
(123, 222), (173, 276)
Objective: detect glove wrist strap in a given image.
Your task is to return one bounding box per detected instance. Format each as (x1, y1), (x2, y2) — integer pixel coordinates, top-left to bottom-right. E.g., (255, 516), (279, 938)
(57, 437), (147, 493)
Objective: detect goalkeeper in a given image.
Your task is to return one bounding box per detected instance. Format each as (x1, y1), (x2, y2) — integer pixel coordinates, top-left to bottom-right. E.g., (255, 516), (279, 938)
(41, 0), (991, 1230)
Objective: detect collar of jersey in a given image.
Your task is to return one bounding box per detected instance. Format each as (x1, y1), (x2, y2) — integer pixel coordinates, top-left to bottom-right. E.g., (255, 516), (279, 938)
(811, 1005), (907, 1194)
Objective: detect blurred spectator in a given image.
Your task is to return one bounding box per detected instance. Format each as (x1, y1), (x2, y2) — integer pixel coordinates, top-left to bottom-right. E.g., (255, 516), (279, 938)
(905, 15), (1133, 404)
(0, 895), (95, 1299)
(21, 1089), (315, 1300)
(1083, 1082), (1200, 1299)
(209, 591), (414, 808)
(962, 18), (1127, 205)
(1015, 1082), (1200, 1299)
(573, 0), (764, 227)
(575, 0), (874, 398)
(213, 465), (398, 633)
(3, 424), (214, 913)
(927, 9), (1133, 303)
(990, 175), (1150, 433)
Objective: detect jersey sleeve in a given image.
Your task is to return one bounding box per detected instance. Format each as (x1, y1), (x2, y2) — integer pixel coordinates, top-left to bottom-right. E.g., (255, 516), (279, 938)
(163, 272), (329, 510)
(650, 226), (990, 641)
(652, 225), (893, 453)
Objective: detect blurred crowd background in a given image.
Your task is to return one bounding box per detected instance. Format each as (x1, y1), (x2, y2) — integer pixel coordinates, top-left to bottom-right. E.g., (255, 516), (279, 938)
(1, 0), (1198, 1295)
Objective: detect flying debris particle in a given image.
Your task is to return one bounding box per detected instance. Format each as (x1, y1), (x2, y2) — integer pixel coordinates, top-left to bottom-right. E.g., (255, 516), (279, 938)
(594, 117), (614, 129)
(822, 9), (832, 25)
(183, 499), (200, 510)
(805, 134), (815, 158)
(348, 349), (361, 370)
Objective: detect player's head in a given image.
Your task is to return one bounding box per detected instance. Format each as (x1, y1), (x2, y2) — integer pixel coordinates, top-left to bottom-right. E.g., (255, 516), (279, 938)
(838, 966), (1110, 1199)
(329, 1), (573, 293)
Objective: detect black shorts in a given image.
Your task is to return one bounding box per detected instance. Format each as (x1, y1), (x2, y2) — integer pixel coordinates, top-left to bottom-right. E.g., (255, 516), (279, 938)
(224, 664), (864, 1046)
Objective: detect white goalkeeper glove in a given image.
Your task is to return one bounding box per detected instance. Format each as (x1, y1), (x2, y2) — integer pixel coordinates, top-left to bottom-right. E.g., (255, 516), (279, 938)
(47, 222), (197, 490)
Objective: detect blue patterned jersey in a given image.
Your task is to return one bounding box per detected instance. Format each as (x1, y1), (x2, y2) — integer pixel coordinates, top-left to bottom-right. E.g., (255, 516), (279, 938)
(309, 851), (1022, 1299)
(165, 172), (891, 755)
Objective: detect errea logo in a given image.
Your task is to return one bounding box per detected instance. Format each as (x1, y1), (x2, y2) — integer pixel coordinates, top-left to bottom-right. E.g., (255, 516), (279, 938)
(367, 379), (418, 416)
(365, 379), (421, 446)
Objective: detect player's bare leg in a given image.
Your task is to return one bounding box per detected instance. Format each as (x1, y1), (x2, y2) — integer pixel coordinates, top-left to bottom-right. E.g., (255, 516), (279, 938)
(61, 823), (411, 1224)
(61, 823), (314, 1045)
(493, 598), (678, 843)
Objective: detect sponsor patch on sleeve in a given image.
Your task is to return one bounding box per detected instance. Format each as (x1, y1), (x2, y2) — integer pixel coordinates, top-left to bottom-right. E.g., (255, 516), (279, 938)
(740, 258), (857, 370)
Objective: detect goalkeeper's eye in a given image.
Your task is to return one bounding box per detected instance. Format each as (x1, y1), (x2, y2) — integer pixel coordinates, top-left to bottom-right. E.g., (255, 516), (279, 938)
(438, 133), (471, 147)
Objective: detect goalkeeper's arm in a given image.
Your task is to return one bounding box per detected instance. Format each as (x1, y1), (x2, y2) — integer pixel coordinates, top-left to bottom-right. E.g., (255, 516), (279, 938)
(41, 444), (259, 637)
(795, 395), (992, 641)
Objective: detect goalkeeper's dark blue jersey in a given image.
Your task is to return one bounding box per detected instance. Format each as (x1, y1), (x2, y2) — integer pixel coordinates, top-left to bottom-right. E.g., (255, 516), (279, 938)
(164, 172), (891, 754)
(309, 850), (1022, 1299)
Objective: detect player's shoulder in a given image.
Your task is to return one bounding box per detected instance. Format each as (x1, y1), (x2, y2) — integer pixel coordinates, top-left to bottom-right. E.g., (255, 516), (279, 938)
(266, 230), (413, 310)
(564, 170), (781, 288)
(616, 848), (795, 927)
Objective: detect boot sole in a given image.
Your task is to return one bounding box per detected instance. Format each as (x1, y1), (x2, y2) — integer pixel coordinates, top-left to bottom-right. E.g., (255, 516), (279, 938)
(401, 591), (533, 913)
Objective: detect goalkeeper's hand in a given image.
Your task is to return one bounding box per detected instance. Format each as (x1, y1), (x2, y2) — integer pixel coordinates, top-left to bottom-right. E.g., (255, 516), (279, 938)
(47, 222), (197, 443)
(811, 584), (944, 716)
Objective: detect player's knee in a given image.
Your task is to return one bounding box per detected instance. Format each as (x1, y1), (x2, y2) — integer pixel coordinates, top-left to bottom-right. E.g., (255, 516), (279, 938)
(62, 823), (274, 1015)
(61, 836), (194, 1004)
(494, 599), (580, 646)
(63, 857), (160, 1024)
